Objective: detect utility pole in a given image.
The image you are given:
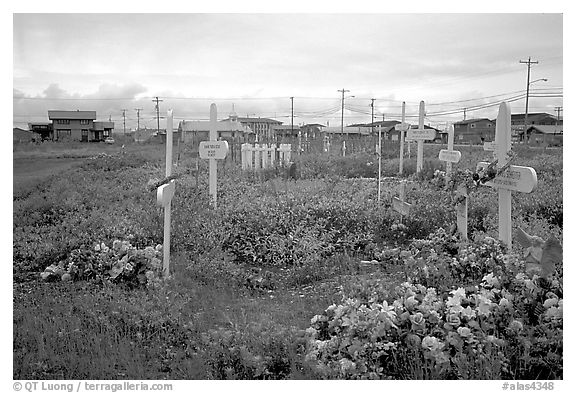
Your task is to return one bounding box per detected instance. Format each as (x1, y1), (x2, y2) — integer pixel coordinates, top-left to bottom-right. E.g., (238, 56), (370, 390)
(520, 57), (539, 143)
(121, 109), (127, 134)
(338, 88), (350, 135)
(134, 108), (142, 131)
(153, 97), (163, 133)
(290, 97), (294, 134)
(555, 106), (563, 125)
(370, 98), (375, 135)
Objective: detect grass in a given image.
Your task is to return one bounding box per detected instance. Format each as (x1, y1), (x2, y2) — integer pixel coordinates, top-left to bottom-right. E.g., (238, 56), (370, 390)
(12, 140), (562, 379)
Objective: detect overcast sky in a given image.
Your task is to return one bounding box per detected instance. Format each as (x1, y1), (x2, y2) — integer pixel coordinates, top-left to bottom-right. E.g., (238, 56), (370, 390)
(13, 13), (563, 130)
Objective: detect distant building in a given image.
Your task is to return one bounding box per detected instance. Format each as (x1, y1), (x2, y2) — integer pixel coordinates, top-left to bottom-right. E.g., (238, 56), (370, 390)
(510, 113), (561, 142)
(234, 116), (282, 141)
(46, 110), (113, 142)
(28, 122), (53, 141)
(300, 123), (325, 139)
(322, 126), (373, 138)
(453, 118), (495, 145)
(271, 124), (301, 139)
(525, 125), (563, 147)
(178, 117), (253, 143)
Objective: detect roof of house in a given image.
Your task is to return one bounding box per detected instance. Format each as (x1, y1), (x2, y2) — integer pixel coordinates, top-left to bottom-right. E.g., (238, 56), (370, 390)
(93, 121), (115, 130)
(526, 125), (563, 135)
(367, 120), (401, 127)
(302, 123), (326, 128)
(323, 126), (373, 135)
(236, 117), (282, 124)
(454, 118), (494, 125)
(48, 110), (97, 120)
(179, 120), (253, 133)
(272, 125), (301, 131)
(511, 112), (554, 120)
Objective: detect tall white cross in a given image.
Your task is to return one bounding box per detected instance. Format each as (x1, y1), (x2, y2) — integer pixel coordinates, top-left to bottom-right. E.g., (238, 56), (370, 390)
(476, 102), (538, 248)
(156, 110), (175, 276)
(406, 101), (435, 173)
(199, 104), (229, 208)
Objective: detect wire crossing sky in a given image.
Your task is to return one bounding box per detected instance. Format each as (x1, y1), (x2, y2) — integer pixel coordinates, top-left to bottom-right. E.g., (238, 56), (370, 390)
(13, 13), (563, 130)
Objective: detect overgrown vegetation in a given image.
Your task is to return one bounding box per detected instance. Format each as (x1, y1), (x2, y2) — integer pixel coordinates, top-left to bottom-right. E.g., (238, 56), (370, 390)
(13, 141), (562, 379)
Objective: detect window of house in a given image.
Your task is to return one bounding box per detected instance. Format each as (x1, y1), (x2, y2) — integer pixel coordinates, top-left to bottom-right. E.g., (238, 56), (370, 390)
(471, 124), (476, 128)
(57, 119), (70, 124)
(80, 119), (90, 125)
(103, 130), (110, 137)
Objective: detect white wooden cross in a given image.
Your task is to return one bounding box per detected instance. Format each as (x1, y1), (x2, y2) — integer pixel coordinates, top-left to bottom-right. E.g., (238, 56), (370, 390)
(397, 101), (410, 175)
(438, 125), (461, 180)
(198, 104), (229, 208)
(406, 101), (436, 173)
(438, 125), (466, 240)
(392, 180), (411, 223)
(455, 184), (468, 241)
(476, 102), (538, 248)
(156, 109), (175, 276)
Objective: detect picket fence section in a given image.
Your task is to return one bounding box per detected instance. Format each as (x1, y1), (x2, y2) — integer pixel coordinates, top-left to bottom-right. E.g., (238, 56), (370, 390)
(241, 143), (292, 170)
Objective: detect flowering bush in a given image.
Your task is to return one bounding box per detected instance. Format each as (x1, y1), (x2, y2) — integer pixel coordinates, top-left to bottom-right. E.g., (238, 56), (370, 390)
(305, 237), (563, 379)
(40, 240), (164, 288)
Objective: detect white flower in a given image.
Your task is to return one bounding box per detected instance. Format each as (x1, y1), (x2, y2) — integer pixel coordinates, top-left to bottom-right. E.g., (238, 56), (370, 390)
(450, 287), (466, 299)
(339, 358), (356, 372)
(421, 336), (442, 351)
(499, 298), (511, 308)
(460, 306), (476, 319)
(482, 273), (500, 287)
(457, 326), (472, 338)
(94, 244), (101, 251)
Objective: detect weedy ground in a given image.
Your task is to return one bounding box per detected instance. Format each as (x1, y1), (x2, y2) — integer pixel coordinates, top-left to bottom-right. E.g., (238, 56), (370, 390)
(13, 140), (562, 379)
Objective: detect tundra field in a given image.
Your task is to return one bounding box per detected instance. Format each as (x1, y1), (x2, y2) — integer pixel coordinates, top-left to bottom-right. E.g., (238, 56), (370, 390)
(13, 139), (563, 380)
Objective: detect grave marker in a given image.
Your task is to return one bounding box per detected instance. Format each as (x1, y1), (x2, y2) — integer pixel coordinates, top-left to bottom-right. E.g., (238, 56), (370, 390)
(455, 184), (468, 241)
(156, 110), (175, 276)
(199, 104), (229, 208)
(392, 181), (411, 222)
(398, 101), (410, 175)
(438, 125), (461, 184)
(407, 101), (435, 173)
(476, 102), (538, 247)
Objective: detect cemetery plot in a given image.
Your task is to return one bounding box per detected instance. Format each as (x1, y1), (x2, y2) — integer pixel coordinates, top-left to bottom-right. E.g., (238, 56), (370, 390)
(13, 99), (562, 381)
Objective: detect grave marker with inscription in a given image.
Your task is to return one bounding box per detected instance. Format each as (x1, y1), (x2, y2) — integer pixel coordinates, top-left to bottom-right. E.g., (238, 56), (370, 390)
(476, 102), (538, 247)
(406, 101), (435, 173)
(199, 104), (228, 208)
